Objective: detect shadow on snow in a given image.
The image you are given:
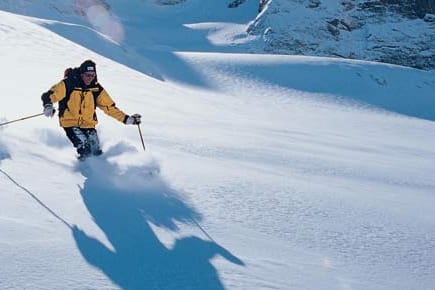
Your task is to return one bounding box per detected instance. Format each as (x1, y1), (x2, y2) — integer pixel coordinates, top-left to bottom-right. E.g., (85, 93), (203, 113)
(0, 139), (10, 162)
(72, 146), (244, 290)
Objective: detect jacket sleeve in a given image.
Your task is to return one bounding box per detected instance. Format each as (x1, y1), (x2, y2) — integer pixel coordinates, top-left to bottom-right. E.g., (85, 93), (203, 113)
(41, 81), (67, 106)
(95, 89), (128, 123)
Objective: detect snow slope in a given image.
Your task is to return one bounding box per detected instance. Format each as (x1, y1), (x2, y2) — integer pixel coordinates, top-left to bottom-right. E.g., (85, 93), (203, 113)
(1, 2), (435, 290)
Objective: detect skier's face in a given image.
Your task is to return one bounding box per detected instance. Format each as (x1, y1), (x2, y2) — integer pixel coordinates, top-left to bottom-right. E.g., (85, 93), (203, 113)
(81, 72), (96, 86)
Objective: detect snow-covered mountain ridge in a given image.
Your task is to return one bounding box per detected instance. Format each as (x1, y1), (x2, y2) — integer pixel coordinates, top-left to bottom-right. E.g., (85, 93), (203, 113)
(1, 0), (433, 70)
(249, 0), (435, 70)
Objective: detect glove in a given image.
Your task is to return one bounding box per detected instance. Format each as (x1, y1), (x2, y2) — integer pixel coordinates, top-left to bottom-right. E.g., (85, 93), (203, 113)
(125, 113), (141, 125)
(43, 104), (55, 117)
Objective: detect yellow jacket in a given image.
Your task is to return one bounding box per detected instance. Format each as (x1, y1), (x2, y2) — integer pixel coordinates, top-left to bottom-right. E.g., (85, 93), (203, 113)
(42, 77), (127, 128)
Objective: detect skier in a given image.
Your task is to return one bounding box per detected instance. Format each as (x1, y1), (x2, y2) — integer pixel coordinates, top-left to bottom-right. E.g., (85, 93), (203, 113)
(41, 59), (142, 160)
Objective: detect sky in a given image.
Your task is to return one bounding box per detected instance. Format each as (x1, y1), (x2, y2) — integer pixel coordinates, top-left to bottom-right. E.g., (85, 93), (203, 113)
(1, 1), (435, 290)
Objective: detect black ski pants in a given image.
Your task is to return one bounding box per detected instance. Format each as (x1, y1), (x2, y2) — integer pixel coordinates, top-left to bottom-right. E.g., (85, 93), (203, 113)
(64, 127), (101, 156)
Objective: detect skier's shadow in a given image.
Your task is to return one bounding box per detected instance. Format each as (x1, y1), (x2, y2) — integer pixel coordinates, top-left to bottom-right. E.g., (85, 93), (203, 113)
(73, 146), (244, 290)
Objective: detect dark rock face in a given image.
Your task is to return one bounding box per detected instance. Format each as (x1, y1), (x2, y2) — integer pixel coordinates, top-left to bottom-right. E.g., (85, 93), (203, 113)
(155, 0), (186, 5)
(248, 0), (435, 70)
(357, 0), (435, 18)
(228, 0), (247, 8)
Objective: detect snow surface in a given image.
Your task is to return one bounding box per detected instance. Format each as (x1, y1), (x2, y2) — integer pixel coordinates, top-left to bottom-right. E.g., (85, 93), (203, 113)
(1, 1), (435, 290)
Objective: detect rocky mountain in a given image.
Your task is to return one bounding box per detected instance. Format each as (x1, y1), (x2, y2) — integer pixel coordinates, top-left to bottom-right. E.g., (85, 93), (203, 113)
(247, 0), (435, 70)
(1, 0), (433, 70)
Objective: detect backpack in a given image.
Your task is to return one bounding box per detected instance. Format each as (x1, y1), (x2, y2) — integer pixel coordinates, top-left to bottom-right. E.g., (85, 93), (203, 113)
(58, 67), (101, 118)
(63, 67), (76, 79)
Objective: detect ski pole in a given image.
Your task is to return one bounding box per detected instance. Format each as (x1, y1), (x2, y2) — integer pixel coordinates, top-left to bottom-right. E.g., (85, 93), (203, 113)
(137, 124), (146, 151)
(0, 113), (45, 127)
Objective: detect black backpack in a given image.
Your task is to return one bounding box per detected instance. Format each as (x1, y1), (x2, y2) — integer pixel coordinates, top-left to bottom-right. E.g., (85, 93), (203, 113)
(58, 67), (102, 118)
